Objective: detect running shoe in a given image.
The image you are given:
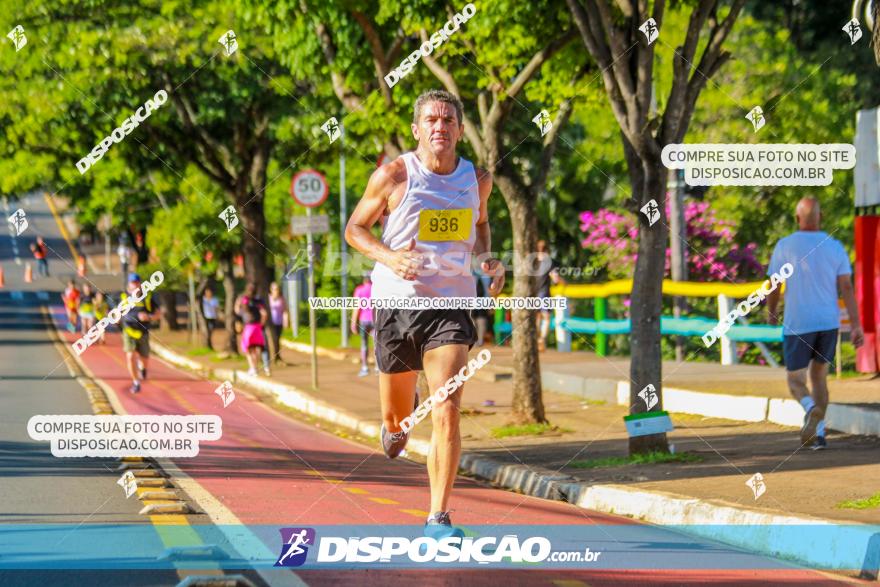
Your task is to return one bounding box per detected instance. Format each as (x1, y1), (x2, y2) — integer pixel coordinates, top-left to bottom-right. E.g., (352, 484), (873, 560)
(810, 436), (827, 450)
(380, 424), (409, 459)
(246, 368), (258, 376)
(424, 511), (464, 540)
(358, 366), (369, 377)
(800, 406), (824, 444)
(129, 380), (141, 394)
(263, 367), (271, 376)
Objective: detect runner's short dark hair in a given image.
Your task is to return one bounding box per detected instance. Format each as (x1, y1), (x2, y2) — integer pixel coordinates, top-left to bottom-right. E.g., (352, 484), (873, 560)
(413, 89), (464, 126)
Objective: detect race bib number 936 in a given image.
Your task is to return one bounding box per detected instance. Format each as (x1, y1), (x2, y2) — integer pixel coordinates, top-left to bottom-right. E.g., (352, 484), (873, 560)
(418, 208), (472, 241)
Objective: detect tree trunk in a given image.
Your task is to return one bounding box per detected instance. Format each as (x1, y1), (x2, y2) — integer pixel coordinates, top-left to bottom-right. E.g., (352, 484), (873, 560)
(238, 139), (272, 299)
(495, 172), (546, 424)
(237, 192), (269, 299)
(195, 276), (209, 343)
(628, 156), (669, 454)
(159, 291), (179, 331)
(221, 255), (238, 355)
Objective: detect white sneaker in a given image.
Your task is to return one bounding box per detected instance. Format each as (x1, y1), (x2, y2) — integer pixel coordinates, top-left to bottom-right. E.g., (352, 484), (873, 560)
(358, 366), (369, 377)
(247, 368), (258, 376)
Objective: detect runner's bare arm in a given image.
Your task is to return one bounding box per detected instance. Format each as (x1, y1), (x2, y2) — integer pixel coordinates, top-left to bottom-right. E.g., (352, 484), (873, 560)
(345, 160), (422, 280)
(473, 168), (504, 295)
(766, 287), (781, 326)
(838, 274), (864, 348)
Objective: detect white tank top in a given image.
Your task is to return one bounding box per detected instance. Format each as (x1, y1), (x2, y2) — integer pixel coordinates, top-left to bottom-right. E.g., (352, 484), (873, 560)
(371, 151), (479, 298)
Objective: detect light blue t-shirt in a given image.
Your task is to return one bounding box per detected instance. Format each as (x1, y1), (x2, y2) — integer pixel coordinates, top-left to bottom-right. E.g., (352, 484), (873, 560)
(768, 231), (851, 335)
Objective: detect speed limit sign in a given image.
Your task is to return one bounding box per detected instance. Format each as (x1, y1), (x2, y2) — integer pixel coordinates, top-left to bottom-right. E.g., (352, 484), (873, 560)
(290, 169), (329, 208)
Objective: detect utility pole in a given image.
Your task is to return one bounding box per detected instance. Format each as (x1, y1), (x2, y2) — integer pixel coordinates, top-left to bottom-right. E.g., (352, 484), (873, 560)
(340, 117), (349, 349)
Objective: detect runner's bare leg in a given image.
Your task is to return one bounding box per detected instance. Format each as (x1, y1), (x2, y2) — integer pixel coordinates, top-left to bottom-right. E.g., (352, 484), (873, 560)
(422, 344), (468, 514)
(808, 360), (830, 416)
(785, 367), (810, 403)
(380, 371), (418, 432)
(125, 351), (139, 382)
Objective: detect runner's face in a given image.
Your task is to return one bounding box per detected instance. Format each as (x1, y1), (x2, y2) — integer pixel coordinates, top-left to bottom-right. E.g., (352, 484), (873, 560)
(412, 101), (462, 157)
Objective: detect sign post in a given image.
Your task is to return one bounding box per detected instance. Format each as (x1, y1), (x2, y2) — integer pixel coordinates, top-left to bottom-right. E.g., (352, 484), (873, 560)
(291, 169), (329, 391)
(340, 120), (348, 349)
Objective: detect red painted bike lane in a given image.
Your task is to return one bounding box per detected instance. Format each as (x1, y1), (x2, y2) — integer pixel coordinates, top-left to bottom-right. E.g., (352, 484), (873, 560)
(51, 308), (855, 585)
(53, 308), (604, 527)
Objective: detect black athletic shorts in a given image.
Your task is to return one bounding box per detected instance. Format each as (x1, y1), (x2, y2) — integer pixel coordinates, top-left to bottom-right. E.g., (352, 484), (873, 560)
(374, 309), (477, 373)
(783, 328), (837, 371)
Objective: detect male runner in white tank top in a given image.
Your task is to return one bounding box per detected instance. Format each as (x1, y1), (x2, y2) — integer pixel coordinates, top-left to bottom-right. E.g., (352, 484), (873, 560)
(345, 89), (504, 538)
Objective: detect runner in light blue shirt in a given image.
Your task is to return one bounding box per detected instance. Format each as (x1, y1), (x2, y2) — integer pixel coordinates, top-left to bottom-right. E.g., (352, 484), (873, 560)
(766, 198), (863, 451)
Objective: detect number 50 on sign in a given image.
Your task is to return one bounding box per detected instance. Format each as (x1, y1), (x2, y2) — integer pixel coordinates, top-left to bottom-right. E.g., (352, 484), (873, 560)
(290, 169), (329, 208)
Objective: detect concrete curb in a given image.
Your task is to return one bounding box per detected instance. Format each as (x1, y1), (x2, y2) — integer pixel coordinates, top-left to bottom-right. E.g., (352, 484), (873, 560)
(280, 339), (357, 363)
(151, 339), (879, 577)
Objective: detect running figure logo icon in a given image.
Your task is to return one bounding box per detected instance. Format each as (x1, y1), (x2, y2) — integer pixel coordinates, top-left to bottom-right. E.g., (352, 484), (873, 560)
(640, 199), (660, 226)
(745, 472), (766, 500)
(219, 30), (238, 55)
(117, 471), (138, 498)
(219, 205), (239, 231)
(7, 25), (26, 51)
(532, 110), (552, 137)
(7, 209), (27, 236)
(214, 381), (235, 408)
(745, 106), (765, 132)
(639, 18), (659, 44)
(843, 18), (862, 45)
(274, 527), (316, 567)
(321, 117), (341, 143)
(637, 384), (659, 411)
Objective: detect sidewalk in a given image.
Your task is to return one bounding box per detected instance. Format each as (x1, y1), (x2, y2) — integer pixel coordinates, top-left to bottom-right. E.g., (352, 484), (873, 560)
(151, 328), (880, 528)
(284, 334), (880, 434)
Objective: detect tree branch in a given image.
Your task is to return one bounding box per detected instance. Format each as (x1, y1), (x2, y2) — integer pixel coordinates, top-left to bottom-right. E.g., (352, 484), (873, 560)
(507, 29), (577, 100)
(314, 20), (364, 112)
(670, 0), (745, 141)
(351, 10), (394, 105)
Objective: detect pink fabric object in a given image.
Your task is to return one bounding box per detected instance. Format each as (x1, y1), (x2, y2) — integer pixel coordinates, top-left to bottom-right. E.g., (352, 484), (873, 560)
(354, 282), (373, 323)
(240, 323), (266, 352)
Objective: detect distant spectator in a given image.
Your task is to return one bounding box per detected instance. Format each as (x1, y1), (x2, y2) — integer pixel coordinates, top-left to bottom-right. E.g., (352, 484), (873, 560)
(351, 275), (375, 376)
(235, 283), (270, 377)
(31, 236), (49, 277)
(535, 240), (565, 351)
(766, 197), (864, 451)
(93, 291), (109, 344)
(79, 284), (96, 336)
(202, 287), (220, 351)
(267, 282), (288, 365)
(61, 279), (80, 332)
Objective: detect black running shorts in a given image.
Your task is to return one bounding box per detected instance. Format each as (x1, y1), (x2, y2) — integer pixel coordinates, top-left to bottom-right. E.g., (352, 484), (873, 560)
(374, 309), (477, 373)
(783, 328), (838, 371)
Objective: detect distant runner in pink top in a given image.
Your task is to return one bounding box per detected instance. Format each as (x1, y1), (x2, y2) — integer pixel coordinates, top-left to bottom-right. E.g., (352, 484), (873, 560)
(351, 276), (375, 376)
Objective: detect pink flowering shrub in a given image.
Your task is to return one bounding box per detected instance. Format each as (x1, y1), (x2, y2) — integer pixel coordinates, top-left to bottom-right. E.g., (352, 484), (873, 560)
(579, 199), (763, 282)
